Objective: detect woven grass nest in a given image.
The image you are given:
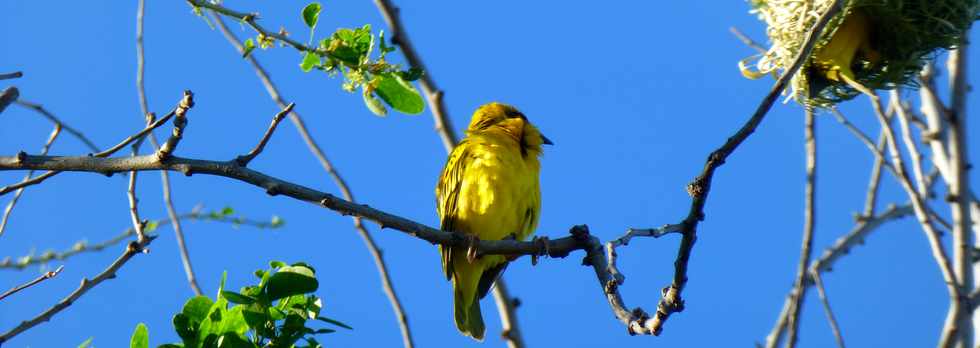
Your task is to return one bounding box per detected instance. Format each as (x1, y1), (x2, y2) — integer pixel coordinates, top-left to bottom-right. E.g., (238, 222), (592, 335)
(741, 0), (979, 107)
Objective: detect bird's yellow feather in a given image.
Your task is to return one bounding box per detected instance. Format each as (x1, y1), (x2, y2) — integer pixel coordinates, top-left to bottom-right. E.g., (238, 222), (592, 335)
(435, 102), (549, 340)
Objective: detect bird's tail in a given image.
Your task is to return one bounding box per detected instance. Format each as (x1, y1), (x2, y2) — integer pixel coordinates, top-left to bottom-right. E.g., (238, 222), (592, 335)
(451, 254), (486, 341)
(453, 285), (485, 341)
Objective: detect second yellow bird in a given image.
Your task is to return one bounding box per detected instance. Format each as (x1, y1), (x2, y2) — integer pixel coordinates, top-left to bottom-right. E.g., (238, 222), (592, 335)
(435, 102), (552, 340)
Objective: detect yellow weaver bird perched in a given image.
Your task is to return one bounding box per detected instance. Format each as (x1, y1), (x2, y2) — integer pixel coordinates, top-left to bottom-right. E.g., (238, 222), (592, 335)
(435, 102), (552, 340)
(811, 9), (881, 83)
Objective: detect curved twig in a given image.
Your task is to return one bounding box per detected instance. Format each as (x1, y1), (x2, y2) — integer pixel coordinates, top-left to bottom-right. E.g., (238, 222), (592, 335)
(211, 14), (417, 348)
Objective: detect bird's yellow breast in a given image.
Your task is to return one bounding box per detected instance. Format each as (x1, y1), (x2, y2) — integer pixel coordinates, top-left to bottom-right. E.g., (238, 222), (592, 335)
(437, 131), (541, 242)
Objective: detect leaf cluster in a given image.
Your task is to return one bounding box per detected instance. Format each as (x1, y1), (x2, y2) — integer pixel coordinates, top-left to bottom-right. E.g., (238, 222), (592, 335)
(241, 2), (424, 116)
(130, 261), (349, 348)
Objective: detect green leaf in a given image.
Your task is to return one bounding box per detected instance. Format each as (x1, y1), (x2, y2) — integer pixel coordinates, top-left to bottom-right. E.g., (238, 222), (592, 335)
(183, 296), (214, 324)
(197, 298), (230, 344)
(130, 323), (149, 348)
(265, 265), (318, 300)
(373, 73), (424, 114)
(317, 316), (353, 330)
(363, 87), (387, 116)
(220, 291), (257, 305)
(158, 344), (184, 348)
(213, 306), (249, 336)
(300, 52), (320, 72)
(172, 314), (196, 346)
(220, 206), (234, 216)
(269, 261), (287, 269)
(301, 3), (322, 29)
(144, 220), (159, 233)
(242, 38), (256, 58)
(77, 337), (93, 348)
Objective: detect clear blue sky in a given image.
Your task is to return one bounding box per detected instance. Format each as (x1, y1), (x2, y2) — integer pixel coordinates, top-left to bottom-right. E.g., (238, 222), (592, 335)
(1, 1), (978, 347)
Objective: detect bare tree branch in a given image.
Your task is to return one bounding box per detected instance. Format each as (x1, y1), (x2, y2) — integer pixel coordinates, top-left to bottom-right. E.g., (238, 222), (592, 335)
(136, 0), (202, 296)
(211, 15), (417, 348)
(654, 0), (844, 336)
(235, 103), (294, 166)
(729, 27), (768, 54)
(809, 269), (845, 348)
(0, 92), (188, 196)
(0, 237), (154, 344)
(367, 1), (531, 343)
(786, 107), (818, 348)
(126, 170), (147, 243)
(0, 125), (61, 237)
(919, 64), (952, 181)
(0, 208), (281, 270)
(372, 0), (459, 153)
(853, 86), (964, 348)
(13, 100), (100, 152)
(0, 265), (64, 302)
(945, 37), (973, 348)
(892, 92), (929, 197)
(765, 203), (913, 347)
(0, 87), (19, 115)
(492, 280), (525, 348)
(0, 72), (22, 81)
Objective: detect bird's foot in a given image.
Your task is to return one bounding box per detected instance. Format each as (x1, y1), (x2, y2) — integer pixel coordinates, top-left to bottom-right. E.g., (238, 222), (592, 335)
(466, 234), (481, 263)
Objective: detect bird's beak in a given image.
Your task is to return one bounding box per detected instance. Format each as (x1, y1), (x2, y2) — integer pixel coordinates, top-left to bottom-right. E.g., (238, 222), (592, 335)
(541, 134), (554, 146)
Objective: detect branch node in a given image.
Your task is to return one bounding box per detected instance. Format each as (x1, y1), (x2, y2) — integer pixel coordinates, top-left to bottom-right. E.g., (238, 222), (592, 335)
(265, 184), (280, 196)
(15, 151), (26, 164)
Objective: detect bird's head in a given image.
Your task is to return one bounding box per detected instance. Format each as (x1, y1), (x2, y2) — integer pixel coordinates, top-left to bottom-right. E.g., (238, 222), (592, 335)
(466, 102), (553, 156)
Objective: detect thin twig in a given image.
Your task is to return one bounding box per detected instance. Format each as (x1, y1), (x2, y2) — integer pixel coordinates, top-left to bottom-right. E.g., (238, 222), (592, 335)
(766, 204), (913, 347)
(809, 270), (845, 348)
(786, 107), (818, 348)
(370, 2), (530, 342)
(861, 133), (887, 218)
(0, 237), (154, 344)
(136, 0), (202, 296)
(0, 93), (187, 196)
(157, 91), (194, 160)
(653, 1), (844, 336)
(235, 103), (294, 166)
(918, 64), (952, 181)
(372, 0), (458, 153)
(491, 280), (525, 348)
(945, 37), (973, 348)
(13, 100), (100, 152)
(605, 224), (684, 285)
(0, 209), (282, 270)
(127, 169), (147, 243)
(0, 125), (61, 237)
(212, 15), (417, 348)
(844, 79), (964, 348)
(729, 27), (768, 54)
(187, 0), (313, 53)
(892, 92), (928, 197)
(0, 265), (64, 302)
(0, 87), (20, 115)
(0, 72), (23, 81)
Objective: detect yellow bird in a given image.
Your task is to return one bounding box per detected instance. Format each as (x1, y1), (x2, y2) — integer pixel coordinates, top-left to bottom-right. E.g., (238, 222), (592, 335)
(812, 9), (881, 83)
(435, 102), (552, 340)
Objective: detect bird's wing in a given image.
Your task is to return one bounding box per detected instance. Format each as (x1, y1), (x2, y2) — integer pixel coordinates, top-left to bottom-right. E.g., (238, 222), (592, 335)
(436, 140), (471, 280)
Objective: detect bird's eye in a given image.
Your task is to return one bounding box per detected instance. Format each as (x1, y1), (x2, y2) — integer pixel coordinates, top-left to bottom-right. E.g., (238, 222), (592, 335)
(505, 110), (526, 120)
